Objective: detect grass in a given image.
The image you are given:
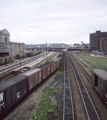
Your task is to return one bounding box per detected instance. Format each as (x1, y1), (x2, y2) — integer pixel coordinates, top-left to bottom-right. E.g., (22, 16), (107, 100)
(38, 53), (58, 66)
(32, 87), (59, 120)
(74, 52), (107, 72)
(55, 72), (63, 75)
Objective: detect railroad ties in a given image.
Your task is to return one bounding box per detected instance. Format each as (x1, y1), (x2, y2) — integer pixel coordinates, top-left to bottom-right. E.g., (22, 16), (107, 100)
(63, 53), (74, 120)
(68, 52), (101, 120)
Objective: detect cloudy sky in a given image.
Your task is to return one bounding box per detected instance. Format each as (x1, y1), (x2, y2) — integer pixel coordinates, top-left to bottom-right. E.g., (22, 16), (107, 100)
(1, 0), (107, 44)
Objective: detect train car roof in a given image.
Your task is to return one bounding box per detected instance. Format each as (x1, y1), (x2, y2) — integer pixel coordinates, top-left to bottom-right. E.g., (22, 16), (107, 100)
(19, 68), (41, 76)
(92, 69), (107, 80)
(0, 76), (27, 91)
(37, 61), (53, 68)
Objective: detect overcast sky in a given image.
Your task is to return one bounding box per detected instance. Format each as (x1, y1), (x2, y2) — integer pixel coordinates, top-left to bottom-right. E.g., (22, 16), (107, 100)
(1, 0), (107, 44)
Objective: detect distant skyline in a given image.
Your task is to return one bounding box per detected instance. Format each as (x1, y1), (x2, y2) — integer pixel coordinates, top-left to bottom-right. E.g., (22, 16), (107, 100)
(1, 0), (107, 44)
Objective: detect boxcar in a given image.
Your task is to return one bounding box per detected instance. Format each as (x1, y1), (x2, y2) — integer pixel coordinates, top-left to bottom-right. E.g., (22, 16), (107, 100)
(0, 57), (5, 65)
(19, 68), (41, 91)
(0, 76), (28, 114)
(16, 54), (24, 59)
(38, 62), (51, 80)
(54, 58), (61, 70)
(5, 56), (13, 64)
(92, 69), (107, 103)
(27, 52), (34, 57)
(50, 62), (56, 73)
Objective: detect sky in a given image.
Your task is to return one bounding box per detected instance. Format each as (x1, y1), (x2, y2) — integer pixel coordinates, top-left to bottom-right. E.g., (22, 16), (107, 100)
(1, 0), (107, 44)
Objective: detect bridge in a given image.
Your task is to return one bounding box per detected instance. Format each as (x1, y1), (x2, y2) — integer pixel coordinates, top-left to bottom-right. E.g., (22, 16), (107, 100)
(25, 47), (90, 52)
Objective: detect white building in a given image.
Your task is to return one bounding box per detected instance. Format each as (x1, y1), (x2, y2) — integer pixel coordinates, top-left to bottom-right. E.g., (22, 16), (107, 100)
(0, 29), (25, 57)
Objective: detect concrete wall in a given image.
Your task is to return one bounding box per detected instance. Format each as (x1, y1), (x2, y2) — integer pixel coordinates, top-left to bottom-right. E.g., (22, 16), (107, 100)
(0, 42), (25, 56)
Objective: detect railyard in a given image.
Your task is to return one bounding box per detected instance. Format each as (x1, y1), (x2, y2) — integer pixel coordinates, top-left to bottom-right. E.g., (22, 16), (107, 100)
(1, 51), (107, 120)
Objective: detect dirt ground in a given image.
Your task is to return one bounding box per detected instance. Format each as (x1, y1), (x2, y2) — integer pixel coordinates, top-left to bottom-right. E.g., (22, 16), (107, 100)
(3, 52), (107, 120)
(3, 61), (64, 120)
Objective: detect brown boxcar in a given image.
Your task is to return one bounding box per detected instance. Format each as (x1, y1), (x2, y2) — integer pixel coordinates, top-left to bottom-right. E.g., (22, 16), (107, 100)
(38, 62), (51, 80)
(34, 69), (42, 85)
(54, 58), (60, 70)
(50, 61), (56, 73)
(19, 68), (41, 91)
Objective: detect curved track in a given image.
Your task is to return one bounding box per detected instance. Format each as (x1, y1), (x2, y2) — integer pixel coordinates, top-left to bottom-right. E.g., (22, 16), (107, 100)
(0, 52), (54, 78)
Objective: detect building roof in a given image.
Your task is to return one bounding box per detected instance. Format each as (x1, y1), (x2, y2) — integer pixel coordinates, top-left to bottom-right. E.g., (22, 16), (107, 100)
(0, 29), (10, 35)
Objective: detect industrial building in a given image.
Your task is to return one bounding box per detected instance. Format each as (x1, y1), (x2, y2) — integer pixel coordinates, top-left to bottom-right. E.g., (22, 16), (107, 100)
(90, 31), (107, 52)
(0, 29), (25, 57)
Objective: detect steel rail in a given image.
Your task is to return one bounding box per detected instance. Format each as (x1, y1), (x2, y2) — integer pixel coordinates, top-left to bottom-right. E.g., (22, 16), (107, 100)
(70, 53), (92, 82)
(68, 53), (100, 120)
(0, 52), (55, 77)
(63, 53), (74, 120)
(0, 53), (43, 72)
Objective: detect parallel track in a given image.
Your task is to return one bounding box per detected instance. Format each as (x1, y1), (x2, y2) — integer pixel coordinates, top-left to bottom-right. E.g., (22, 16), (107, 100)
(70, 53), (92, 82)
(68, 52), (100, 120)
(0, 52), (54, 77)
(63, 53), (74, 120)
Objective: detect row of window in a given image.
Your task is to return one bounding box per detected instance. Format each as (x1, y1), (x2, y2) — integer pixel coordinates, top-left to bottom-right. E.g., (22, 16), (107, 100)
(0, 45), (7, 49)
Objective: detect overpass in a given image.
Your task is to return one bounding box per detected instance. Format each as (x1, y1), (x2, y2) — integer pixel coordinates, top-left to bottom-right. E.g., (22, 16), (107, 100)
(25, 47), (90, 52)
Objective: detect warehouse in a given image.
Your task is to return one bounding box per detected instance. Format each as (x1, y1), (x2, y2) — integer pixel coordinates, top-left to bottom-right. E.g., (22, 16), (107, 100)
(0, 29), (25, 57)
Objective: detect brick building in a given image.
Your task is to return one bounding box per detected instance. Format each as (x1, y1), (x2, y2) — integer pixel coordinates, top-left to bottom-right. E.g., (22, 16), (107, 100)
(0, 29), (25, 57)
(90, 31), (107, 51)
(99, 38), (107, 53)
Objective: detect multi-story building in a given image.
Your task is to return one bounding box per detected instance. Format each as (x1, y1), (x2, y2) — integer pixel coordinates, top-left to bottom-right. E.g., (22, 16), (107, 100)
(0, 29), (25, 57)
(99, 38), (107, 53)
(90, 31), (107, 51)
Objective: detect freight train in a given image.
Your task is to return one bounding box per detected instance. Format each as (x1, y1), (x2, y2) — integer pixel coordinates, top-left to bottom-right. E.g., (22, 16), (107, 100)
(0, 56), (14, 65)
(0, 50), (42, 65)
(16, 50), (42, 59)
(0, 58), (61, 115)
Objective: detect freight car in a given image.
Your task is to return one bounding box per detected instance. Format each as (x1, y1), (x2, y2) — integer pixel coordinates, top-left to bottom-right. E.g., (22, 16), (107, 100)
(0, 57), (5, 65)
(92, 69), (107, 103)
(5, 56), (14, 64)
(0, 58), (61, 115)
(0, 56), (14, 65)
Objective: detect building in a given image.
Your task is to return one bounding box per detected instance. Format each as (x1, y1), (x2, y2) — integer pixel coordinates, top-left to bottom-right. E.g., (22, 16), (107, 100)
(99, 38), (107, 53)
(0, 29), (25, 57)
(90, 31), (107, 51)
(0, 29), (10, 42)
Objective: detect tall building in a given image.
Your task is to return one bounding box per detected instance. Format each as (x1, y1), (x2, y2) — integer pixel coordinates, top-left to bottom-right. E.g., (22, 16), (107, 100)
(99, 38), (107, 53)
(0, 29), (25, 57)
(90, 31), (107, 51)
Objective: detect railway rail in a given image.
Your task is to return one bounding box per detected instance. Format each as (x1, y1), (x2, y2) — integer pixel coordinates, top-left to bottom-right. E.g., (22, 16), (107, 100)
(68, 52), (101, 120)
(63, 53), (74, 120)
(70, 52), (92, 82)
(0, 52), (55, 78)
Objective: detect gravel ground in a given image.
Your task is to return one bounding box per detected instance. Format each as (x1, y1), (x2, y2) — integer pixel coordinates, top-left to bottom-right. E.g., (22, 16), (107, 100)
(72, 53), (107, 120)
(3, 61), (64, 120)
(3, 51), (107, 120)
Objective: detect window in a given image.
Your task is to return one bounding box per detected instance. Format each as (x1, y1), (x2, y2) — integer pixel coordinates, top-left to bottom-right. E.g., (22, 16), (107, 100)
(2, 45), (4, 49)
(5, 37), (8, 42)
(5, 45), (7, 49)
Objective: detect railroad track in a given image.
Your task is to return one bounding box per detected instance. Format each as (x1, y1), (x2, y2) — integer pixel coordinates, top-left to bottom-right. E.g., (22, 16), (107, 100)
(0, 52), (54, 77)
(63, 53), (74, 120)
(70, 52), (92, 82)
(68, 52), (101, 120)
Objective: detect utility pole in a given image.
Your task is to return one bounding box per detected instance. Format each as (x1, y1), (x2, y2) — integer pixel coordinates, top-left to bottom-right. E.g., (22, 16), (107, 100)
(19, 43), (21, 73)
(46, 42), (47, 63)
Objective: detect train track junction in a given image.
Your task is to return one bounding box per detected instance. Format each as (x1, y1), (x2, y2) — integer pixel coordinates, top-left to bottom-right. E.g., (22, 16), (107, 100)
(1, 51), (107, 120)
